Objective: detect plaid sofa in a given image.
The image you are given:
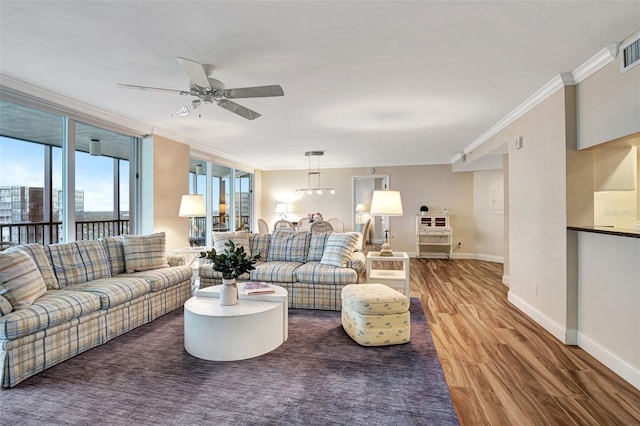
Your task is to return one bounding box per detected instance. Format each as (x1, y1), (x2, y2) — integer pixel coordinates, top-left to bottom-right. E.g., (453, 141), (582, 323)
(199, 230), (366, 311)
(0, 233), (191, 388)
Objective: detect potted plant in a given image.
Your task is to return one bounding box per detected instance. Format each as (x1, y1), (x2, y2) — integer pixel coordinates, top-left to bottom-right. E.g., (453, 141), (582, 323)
(199, 240), (261, 305)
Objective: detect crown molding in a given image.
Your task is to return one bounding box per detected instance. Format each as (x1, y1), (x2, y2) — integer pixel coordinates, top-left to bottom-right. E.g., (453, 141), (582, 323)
(572, 43), (619, 84)
(452, 42), (620, 164)
(0, 74), (152, 136)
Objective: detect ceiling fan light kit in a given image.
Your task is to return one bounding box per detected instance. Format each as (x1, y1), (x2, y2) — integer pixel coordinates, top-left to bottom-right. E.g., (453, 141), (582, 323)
(118, 57), (283, 120)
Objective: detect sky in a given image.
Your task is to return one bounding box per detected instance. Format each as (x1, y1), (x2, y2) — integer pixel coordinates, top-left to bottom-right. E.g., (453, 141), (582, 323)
(0, 136), (128, 212)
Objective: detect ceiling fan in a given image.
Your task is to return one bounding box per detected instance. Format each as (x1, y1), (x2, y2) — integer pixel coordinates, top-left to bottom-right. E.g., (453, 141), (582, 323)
(117, 57), (284, 120)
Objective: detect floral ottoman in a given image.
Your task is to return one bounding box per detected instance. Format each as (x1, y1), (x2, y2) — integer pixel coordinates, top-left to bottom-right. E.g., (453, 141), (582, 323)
(341, 283), (410, 346)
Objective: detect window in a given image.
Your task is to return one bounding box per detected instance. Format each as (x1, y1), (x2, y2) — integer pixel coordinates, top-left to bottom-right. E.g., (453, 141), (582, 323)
(0, 98), (138, 244)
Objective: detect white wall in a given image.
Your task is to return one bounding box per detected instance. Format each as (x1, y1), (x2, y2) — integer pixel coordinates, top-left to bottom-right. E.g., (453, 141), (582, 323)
(576, 34), (640, 149)
(473, 170), (504, 262)
(577, 231), (640, 390)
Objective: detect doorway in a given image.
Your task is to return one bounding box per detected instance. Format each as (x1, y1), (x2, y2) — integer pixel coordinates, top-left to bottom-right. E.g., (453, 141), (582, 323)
(352, 175), (389, 243)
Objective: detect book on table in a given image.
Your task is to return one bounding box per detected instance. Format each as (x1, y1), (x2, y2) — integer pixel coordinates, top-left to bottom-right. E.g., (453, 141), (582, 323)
(239, 281), (274, 295)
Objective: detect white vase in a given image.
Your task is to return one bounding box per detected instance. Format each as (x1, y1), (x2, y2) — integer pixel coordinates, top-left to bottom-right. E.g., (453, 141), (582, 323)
(220, 278), (238, 306)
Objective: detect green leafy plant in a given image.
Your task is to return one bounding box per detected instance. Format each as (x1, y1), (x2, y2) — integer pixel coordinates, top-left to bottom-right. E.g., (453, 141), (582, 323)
(199, 240), (261, 279)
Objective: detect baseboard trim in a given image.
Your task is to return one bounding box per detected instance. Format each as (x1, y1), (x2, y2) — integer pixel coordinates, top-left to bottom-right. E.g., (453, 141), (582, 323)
(578, 332), (640, 391)
(502, 275), (510, 286)
(410, 252), (505, 263)
(507, 291), (571, 344)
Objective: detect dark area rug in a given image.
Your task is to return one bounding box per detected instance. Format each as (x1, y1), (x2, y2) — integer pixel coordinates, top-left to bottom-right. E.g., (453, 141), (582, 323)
(1, 298), (459, 425)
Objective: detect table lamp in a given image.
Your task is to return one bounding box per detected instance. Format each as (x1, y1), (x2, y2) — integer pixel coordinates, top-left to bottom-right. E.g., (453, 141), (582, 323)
(369, 190), (403, 256)
(275, 203), (289, 220)
(179, 194), (206, 243)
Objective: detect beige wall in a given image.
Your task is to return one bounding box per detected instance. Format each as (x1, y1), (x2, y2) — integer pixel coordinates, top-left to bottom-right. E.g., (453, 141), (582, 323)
(260, 165), (476, 256)
(473, 169), (504, 261)
(477, 88), (572, 342)
(576, 35), (640, 149)
(141, 134), (190, 251)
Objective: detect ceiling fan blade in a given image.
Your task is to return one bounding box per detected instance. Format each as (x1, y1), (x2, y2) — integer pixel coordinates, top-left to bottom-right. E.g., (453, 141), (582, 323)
(176, 57), (211, 91)
(218, 99), (261, 120)
(223, 85), (284, 99)
(171, 105), (191, 117)
(117, 83), (189, 95)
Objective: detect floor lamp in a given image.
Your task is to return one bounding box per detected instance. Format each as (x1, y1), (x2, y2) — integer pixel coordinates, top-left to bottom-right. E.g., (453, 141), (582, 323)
(369, 190), (404, 256)
(179, 194), (206, 245)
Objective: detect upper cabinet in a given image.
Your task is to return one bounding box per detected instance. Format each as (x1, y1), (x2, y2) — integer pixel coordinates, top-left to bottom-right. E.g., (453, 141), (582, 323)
(593, 146), (637, 191)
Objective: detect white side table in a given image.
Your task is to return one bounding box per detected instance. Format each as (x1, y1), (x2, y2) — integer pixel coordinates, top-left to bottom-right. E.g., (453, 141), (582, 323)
(365, 251), (411, 297)
(184, 284), (288, 361)
(172, 246), (207, 290)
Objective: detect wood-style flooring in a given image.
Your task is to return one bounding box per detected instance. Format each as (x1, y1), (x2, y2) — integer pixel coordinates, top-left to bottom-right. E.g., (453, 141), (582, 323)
(408, 258), (640, 425)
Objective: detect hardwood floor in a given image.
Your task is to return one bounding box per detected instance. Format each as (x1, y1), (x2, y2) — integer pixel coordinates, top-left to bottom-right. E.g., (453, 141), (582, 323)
(409, 258), (640, 425)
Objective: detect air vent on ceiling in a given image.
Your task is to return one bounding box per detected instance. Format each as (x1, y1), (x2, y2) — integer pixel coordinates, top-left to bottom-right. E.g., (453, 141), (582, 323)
(621, 33), (640, 73)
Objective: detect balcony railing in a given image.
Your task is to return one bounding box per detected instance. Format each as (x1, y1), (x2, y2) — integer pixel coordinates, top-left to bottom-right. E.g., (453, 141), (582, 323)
(0, 219), (130, 245)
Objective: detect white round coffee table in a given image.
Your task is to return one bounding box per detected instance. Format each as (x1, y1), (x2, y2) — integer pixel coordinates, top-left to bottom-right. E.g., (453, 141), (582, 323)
(184, 284), (288, 361)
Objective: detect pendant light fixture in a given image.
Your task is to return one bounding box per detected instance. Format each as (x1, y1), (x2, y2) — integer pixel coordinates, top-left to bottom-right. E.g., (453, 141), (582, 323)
(295, 151), (335, 195)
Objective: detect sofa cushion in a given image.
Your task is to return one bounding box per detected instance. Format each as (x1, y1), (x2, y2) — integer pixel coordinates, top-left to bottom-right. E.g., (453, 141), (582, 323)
(0, 290), (102, 340)
(320, 233), (360, 267)
(250, 261), (302, 283)
(249, 233), (270, 260)
(122, 232), (169, 273)
(199, 264), (251, 282)
(122, 266), (192, 292)
(212, 231), (252, 257)
(101, 236), (126, 276)
(46, 240), (111, 288)
(7, 244), (59, 290)
(63, 277), (151, 309)
(296, 261), (359, 285)
(307, 232), (333, 261)
(0, 249), (48, 310)
(0, 295), (12, 316)
(267, 230), (311, 263)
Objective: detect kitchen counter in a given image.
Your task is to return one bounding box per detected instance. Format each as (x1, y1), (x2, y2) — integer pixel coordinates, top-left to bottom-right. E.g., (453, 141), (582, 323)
(567, 226), (640, 239)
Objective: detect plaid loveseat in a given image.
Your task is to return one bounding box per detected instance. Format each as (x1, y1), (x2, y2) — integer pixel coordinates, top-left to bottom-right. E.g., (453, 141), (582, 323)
(199, 230), (366, 311)
(0, 232), (191, 388)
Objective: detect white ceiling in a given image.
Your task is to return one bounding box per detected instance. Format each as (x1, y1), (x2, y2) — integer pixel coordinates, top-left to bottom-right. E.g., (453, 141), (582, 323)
(1, 1), (639, 171)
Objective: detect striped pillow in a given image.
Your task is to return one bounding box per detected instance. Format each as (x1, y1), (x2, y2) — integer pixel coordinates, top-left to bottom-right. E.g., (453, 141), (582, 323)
(0, 249), (47, 310)
(267, 230), (311, 263)
(307, 232), (333, 261)
(320, 233), (360, 267)
(46, 240), (111, 288)
(213, 231), (251, 256)
(7, 243), (59, 290)
(123, 232), (170, 273)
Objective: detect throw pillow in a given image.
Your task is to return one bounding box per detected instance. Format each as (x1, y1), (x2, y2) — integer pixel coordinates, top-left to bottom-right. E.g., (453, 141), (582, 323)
(307, 231), (333, 261)
(0, 249), (47, 310)
(267, 229), (311, 263)
(212, 231), (251, 256)
(46, 240), (111, 288)
(7, 243), (59, 290)
(249, 233), (270, 260)
(0, 295), (12, 316)
(100, 236), (126, 276)
(320, 233), (360, 268)
(123, 232), (170, 273)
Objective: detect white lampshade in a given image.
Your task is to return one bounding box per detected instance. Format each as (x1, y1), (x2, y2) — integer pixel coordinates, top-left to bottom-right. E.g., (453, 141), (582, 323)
(179, 194), (206, 217)
(369, 190), (403, 216)
(355, 203), (366, 212)
(275, 203), (289, 214)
